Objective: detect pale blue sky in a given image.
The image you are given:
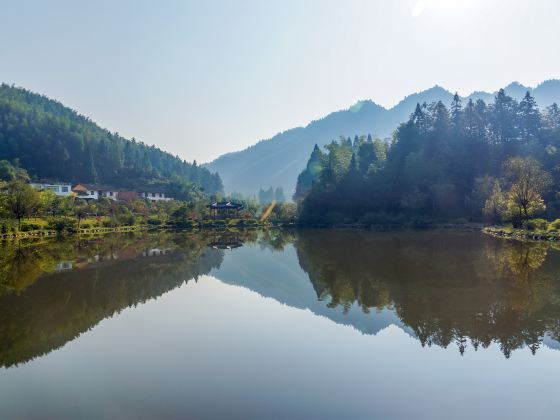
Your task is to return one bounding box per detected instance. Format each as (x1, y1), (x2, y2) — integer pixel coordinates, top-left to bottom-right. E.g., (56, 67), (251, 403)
(2, 0), (560, 162)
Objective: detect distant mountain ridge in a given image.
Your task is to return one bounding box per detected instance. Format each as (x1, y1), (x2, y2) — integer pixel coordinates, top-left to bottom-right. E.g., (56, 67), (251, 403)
(206, 79), (560, 196)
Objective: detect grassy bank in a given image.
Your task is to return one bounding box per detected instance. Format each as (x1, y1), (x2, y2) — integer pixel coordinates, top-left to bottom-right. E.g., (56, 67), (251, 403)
(484, 219), (560, 242)
(0, 217), (288, 239)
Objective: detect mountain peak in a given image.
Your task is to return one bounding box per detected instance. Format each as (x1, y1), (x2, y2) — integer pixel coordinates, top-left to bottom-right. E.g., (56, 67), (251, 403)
(207, 80), (560, 196)
(348, 99), (383, 113)
(504, 81), (529, 95)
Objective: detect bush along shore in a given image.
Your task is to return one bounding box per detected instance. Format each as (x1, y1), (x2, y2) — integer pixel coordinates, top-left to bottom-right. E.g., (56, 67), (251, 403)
(484, 219), (560, 242)
(0, 217), (292, 239)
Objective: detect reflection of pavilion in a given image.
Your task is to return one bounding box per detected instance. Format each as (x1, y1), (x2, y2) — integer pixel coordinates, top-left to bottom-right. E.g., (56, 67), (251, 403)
(208, 233), (243, 250)
(55, 261), (73, 271)
(142, 248), (167, 257)
(207, 201), (243, 219)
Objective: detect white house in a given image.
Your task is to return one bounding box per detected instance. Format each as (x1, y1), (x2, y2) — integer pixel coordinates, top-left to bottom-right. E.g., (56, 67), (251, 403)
(30, 180), (73, 197)
(72, 183), (120, 200)
(138, 188), (171, 201)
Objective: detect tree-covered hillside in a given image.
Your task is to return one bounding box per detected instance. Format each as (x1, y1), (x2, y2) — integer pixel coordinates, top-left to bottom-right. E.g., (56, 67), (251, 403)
(207, 80), (560, 197)
(0, 84), (222, 198)
(297, 90), (560, 226)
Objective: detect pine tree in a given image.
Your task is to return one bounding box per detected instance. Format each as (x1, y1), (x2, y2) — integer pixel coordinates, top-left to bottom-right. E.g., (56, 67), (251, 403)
(450, 92), (462, 128)
(518, 91), (541, 141)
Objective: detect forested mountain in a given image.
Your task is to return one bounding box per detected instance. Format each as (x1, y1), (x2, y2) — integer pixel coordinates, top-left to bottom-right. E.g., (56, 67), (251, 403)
(296, 90), (560, 226)
(206, 80), (560, 196)
(0, 84), (222, 198)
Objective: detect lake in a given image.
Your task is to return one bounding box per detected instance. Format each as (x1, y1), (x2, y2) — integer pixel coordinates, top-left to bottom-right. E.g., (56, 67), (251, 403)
(1, 229), (559, 419)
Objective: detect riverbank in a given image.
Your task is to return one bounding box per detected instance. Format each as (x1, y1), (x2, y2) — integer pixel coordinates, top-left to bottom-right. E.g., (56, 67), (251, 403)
(0, 218), (292, 240)
(483, 226), (560, 242)
(0, 224), (147, 239)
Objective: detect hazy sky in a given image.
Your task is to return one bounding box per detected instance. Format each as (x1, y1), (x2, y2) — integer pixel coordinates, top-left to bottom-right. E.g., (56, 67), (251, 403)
(2, 0), (560, 162)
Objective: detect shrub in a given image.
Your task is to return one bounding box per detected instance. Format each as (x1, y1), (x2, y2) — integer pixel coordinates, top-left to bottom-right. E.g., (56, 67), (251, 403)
(550, 219), (560, 230)
(48, 217), (77, 233)
(80, 223), (92, 229)
(147, 218), (162, 226)
(20, 223), (41, 232)
(523, 218), (548, 231)
(102, 220), (116, 228)
(116, 214), (136, 226)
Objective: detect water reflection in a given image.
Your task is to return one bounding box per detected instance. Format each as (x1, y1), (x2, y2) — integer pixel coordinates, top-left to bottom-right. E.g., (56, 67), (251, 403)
(207, 232), (244, 249)
(293, 231), (560, 358)
(1, 229), (559, 368)
(0, 233), (224, 367)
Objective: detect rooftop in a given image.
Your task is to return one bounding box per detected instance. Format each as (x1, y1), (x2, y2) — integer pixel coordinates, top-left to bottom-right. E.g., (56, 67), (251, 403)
(30, 178), (72, 185)
(207, 201), (243, 209)
(73, 183), (122, 192)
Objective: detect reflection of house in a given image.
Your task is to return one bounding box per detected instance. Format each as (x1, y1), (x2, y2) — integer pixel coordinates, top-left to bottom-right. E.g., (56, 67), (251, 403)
(55, 261), (73, 271)
(72, 184), (121, 200)
(208, 234), (243, 250)
(30, 180), (72, 197)
(142, 248), (167, 257)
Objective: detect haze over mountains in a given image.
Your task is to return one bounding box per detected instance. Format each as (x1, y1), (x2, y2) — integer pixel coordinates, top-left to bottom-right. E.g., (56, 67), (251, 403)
(206, 80), (560, 197)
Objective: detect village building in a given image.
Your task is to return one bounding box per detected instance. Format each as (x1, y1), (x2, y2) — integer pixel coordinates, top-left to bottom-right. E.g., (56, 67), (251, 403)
(72, 184), (172, 202)
(72, 183), (121, 200)
(30, 179), (73, 197)
(137, 188), (170, 201)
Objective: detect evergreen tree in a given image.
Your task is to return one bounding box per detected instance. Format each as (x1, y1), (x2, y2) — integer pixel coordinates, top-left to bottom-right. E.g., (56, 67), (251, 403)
(295, 91), (560, 225)
(518, 91), (541, 142)
(450, 92), (462, 129)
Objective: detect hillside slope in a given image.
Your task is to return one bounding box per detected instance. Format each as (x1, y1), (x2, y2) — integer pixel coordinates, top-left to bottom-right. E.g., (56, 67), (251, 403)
(206, 80), (560, 196)
(0, 84), (222, 196)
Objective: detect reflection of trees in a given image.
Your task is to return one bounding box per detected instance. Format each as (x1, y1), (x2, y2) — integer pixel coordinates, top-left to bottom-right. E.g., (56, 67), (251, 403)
(295, 230), (560, 357)
(0, 232), (225, 296)
(257, 229), (296, 252)
(0, 233), (223, 367)
(203, 228), (295, 252)
(0, 239), (72, 295)
(485, 239), (549, 281)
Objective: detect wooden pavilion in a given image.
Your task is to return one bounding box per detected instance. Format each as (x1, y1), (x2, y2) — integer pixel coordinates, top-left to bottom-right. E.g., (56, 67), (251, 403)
(207, 201), (243, 219)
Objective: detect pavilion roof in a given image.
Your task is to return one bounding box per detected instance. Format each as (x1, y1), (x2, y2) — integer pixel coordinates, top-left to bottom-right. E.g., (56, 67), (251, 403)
(207, 201), (243, 209)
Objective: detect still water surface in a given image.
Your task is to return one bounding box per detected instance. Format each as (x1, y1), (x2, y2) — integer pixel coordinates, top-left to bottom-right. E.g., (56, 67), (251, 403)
(1, 230), (559, 419)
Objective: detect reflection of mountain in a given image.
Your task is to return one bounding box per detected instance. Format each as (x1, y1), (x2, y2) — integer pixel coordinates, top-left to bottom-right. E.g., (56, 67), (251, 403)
(211, 244), (410, 337)
(0, 234), (223, 367)
(213, 230), (560, 358)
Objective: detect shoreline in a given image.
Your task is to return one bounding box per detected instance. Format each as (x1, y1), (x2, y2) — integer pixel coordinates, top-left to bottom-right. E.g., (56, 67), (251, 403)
(483, 226), (560, 242)
(0, 221), (290, 240)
